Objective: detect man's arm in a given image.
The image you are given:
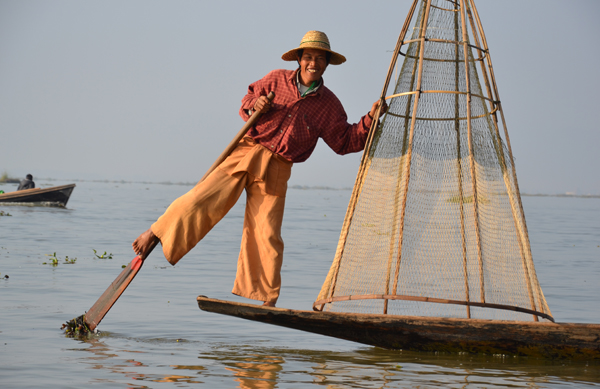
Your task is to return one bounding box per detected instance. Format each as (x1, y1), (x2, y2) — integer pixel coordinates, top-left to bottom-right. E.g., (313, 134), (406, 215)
(239, 70), (280, 121)
(320, 99), (388, 155)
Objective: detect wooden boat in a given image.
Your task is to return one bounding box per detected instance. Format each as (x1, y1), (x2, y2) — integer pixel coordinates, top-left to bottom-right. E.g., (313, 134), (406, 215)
(0, 184), (76, 207)
(197, 296), (600, 360)
(196, 1), (600, 361)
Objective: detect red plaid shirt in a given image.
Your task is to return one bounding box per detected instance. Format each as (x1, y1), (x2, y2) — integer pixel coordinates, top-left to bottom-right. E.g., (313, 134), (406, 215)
(239, 69), (373, 163)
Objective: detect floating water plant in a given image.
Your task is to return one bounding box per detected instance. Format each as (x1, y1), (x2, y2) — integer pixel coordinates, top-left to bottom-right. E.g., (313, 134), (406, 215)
(61, 314), (93, 336)
(44, 253), (59, 266)
(93, 249), (113, 259)
(0, 210), (12, 216)
(43, 252), (77, 266)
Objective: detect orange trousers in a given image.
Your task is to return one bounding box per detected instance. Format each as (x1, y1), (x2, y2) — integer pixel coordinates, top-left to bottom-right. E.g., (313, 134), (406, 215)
(151, 138), (292, 303)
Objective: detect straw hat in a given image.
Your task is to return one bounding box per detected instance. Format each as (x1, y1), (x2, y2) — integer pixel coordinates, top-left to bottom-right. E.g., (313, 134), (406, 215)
(281, 30), (346, 65)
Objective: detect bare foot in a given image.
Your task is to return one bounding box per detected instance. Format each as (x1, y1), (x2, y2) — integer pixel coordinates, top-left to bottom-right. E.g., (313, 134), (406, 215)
(132, 228), (160, 260)
(262, 301), (276, 307)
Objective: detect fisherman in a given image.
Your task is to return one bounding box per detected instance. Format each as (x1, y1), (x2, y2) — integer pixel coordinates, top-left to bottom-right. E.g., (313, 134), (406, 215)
(17, 174), (35, 191)
(132, 31), (387, 307)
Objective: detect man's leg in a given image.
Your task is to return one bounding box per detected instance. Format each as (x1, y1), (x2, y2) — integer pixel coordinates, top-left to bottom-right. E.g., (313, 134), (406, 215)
(232, 180), (286, 306)
(133, 168), (248, 265)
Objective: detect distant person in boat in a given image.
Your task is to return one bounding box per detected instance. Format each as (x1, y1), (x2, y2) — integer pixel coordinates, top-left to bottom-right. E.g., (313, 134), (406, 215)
(17, 174), (35, 191)
(133, 31), (387, 307)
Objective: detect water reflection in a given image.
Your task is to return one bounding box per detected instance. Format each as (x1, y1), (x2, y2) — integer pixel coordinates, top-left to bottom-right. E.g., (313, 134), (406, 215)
(224, 354), (283, 389)
(197, 343), (600, 388)
(196, 345), (284, 388)
(75, 336), (205, 386)
(70, 332), (600, 388)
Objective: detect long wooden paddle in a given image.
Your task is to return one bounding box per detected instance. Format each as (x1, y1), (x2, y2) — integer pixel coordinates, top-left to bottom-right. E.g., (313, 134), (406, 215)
(64, 92), (275, 334)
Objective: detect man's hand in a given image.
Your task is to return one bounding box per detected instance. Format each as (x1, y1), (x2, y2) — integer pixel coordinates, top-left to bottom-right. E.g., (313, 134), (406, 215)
(253, 95), (272, 114)
(368, 99), (388, 119)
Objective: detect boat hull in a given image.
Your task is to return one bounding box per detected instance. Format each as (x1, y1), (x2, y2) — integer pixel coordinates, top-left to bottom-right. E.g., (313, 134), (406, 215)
(0, 184), (76, 207)
(197, 296), (600, 360)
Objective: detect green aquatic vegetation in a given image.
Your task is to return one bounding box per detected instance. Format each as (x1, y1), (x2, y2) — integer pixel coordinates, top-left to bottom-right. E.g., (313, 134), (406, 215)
(44, 253), (59, 266)
(0, 210), (12, 216)
(43, 252), (77, 266)
(93, 249), (113, 259)
(61, 314), (93, 337)
(64, 256), (77, 264)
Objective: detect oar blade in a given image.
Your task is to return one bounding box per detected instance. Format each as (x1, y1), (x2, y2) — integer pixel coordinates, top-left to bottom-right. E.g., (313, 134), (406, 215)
(84, 255), (145, 331)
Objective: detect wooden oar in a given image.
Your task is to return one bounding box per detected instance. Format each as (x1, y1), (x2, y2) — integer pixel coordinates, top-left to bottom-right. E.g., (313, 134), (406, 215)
(199, 91), (275, 182)
(63, 92), (275, 334)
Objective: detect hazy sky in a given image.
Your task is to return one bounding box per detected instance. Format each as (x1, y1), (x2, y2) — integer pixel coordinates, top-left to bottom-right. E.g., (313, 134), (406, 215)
(1, 0), (598, 194)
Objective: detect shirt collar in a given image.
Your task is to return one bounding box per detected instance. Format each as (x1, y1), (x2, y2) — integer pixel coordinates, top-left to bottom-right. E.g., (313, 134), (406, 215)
(294, 69), (322, 97)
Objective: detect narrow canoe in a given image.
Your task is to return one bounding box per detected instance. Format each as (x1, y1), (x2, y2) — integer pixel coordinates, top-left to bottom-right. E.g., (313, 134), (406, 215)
(197, 296), (600, 360)
(0, 184), (76, 207)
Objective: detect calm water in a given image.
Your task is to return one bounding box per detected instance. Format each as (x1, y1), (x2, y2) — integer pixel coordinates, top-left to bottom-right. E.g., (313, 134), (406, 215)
(1, 179), (599, 388)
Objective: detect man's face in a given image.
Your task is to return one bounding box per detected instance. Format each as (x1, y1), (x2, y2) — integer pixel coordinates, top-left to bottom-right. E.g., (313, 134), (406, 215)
(298, 48), (329, 86)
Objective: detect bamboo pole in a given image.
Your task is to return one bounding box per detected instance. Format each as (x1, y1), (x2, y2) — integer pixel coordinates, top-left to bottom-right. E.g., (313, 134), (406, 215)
(316, 0), (421, 311)
(384, 17), (423, 315)
(468, 0), (544, 320)
(391, 0), (433, 297)
(459, 0), (486, 304)
(454, 0), (471, 318)
(464, 0), (538, 320)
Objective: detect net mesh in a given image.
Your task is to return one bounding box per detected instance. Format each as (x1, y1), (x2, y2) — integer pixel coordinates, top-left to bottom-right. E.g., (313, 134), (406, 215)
(314, 0), (552, 322)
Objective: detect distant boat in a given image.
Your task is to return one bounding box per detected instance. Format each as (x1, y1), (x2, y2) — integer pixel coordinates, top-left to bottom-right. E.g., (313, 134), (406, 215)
(0, 184), (76, 207)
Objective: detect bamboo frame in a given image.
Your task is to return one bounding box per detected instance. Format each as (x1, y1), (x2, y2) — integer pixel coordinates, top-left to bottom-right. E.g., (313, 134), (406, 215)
(385, 105), (498, 121)
(385, 90), (496, 105)
(314, 0), (551, 322)
(399, 39), (489, 63)
(313, 294), (554, 323)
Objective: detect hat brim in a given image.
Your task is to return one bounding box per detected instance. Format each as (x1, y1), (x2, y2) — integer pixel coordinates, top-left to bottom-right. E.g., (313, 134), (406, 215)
(281, 47), (346, 65)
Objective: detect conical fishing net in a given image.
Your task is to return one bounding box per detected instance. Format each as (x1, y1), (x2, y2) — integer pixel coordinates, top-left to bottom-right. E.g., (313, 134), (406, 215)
(314, 0), (552, 322)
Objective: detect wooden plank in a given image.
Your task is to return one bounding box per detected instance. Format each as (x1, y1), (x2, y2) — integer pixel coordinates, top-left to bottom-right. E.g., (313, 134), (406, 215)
(197, 296), (600, 360)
